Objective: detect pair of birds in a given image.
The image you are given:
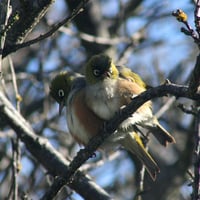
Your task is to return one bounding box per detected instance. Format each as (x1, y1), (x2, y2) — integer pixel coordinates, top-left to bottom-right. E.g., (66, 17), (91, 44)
(50, 54), (175, 180)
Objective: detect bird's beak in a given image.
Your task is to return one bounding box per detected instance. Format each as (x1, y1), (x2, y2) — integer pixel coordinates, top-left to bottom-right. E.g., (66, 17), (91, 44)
(103, 71), (111, 78)
(59, 101), (65, 116)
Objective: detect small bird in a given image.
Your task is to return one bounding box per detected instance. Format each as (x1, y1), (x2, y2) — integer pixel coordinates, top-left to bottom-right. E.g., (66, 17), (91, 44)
(50, 71), (85, 115)
(50, 70), (160, 180)
(84, 54), (175, 146)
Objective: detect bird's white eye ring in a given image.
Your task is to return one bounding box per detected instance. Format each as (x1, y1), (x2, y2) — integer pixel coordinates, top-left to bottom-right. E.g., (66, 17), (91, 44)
(58, 89), (64, 98)
(93, 69), (100, 77)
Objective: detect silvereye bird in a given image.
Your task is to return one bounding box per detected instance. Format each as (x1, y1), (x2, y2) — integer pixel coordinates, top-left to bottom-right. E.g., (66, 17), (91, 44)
(50, 71), (85, 115)
(85, 54), (175, 146)
(50, 71), (160, 180)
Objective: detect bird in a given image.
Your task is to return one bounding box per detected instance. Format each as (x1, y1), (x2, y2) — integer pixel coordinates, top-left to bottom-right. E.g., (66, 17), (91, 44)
(84, 54), (175, 147)
(50, 71), (85, 115)
(50, 70), (160, 180)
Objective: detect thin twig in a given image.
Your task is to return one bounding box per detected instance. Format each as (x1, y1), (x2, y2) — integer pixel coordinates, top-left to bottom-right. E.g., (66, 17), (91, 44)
(177, 104), (198, 116)
(172, 9), (200, 48)
(7, 139), (19, 200)
(0, 0), (11, 75)
(11, 139), (18, 200)
(8, 56), (21, 112)
(80, 151), (121, 171)
(60, 26), (130, 45)
(194, 0), (200, 39)
(8, 56), (21, 200)
(137, 164), (146, 200)
(155, 96), (176, 118)
(187, 169), (194, 180)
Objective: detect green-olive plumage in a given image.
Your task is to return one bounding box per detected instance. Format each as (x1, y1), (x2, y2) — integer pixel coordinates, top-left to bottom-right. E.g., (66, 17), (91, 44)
(117, 65), (147, 89)
(50, 71), (85, 114)
(84, 54), (175, 146)
(85, 54), (119, 84)
(49, 54), (176, 180)
(50, 72), (72, 104)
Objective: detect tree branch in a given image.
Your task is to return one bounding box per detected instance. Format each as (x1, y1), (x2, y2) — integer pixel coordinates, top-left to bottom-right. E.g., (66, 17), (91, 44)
(189, 54), (200, 94)
(0, 82), (199, 198)
(192, 105), (200, 200)
(64, 83), (199, 184)
(0, 91), (111, 200)
(0, 0), (11, 74)
(0, 83), (200, 197)
(4, 0), (55, 51)
(3, 0), (90, 57)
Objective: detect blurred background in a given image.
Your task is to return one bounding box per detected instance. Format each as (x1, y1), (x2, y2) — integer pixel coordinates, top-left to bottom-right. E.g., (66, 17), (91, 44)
(0, 0), (198, 199)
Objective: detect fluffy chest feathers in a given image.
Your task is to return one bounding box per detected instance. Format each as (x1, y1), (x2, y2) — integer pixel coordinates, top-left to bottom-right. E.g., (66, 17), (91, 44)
(67, 88), (103, 145)
(85, 79), (121, 120)
(85, 78), (153, 129)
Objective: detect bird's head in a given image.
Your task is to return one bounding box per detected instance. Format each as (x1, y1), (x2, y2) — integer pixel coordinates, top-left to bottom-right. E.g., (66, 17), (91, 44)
(85, 54), (119, 84)
(50, 71), (76, 114)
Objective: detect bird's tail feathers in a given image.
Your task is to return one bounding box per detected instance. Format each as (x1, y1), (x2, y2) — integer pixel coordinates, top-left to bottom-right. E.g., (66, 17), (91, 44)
(119, 132), (160, 181)
(147, 118), (175, 146)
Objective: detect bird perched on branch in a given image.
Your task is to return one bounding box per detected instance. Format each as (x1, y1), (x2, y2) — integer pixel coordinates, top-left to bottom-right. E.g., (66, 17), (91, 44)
(84, 54), (175, 146)
(50, 54), (175, 180)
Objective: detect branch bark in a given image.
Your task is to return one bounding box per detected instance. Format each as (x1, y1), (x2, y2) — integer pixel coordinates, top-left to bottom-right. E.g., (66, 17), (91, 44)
(192, 104), (200, 200)
(0, 0), (11, 74)
(3, 0), (90, 57)
(4, 0), (54, 47)
(0, 82), (199, 198)
(0, 91), (112, 200)
(64, 83), (199, 185)
(189, 54), (200, 94)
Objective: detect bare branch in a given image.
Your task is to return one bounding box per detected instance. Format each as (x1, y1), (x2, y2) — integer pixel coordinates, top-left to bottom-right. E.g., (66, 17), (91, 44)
(195, 0), (200, 38)
(172, 9), (200, 48)
(64, 83), (199, 185)
(60, 26), (130, 45)
(192, 105), (200, 200)
(178, 104), (198, 116)
(8, 56), (21, 200)
(0, 0), (11, 75)
(0, 91), (111, 200)
(1, 78), (199, 198)
(189, 54), (200, 94)
(3, 0), (90, 57)
(1, 69), (200, 199)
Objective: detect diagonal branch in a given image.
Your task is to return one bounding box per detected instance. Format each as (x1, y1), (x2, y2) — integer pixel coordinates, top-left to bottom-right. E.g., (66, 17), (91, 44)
(1, 81), (199, 198)
(64, 83), (199, 184)
(0, 91), (111, 200)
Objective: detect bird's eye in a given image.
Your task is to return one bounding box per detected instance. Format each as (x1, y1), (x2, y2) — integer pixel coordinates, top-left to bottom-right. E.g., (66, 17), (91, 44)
(93, 69), (100, 77)
(58, 89), (64, 98)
